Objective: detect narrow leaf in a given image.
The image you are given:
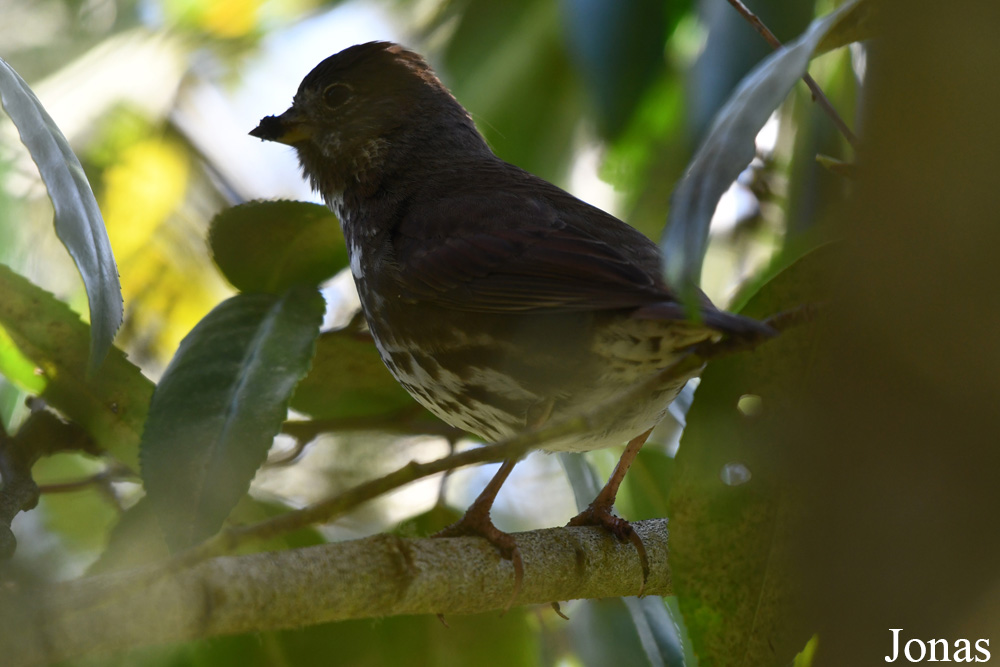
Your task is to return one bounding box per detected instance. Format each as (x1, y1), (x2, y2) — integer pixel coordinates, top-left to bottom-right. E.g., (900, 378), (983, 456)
(141, 286), (324, 551)
(0, 58), (122, 370)
(661, 1), (858, 291)
(622, 596), (688, 667)
(209, 200), (348, 294)
(0, 265), (151, 470)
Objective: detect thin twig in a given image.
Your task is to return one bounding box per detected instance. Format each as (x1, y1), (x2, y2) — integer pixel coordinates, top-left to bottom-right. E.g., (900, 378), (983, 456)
(34, 463), (133, 495)
(269, 408), (464, 467)
(725, 0), (859, 149)
(37, 475), (109, 495)
(279, 408), (464, 448)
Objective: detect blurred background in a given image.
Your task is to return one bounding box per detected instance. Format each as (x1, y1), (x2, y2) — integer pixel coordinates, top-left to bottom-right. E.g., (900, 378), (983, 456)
(0, 0), (887, 665)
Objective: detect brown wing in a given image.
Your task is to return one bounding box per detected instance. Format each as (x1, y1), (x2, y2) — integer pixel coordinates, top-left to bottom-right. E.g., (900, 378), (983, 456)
(392, 187), (674, 313)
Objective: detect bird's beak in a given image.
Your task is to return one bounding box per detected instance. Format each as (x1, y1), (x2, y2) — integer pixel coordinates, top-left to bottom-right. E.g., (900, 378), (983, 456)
(249, 108), (312, 145)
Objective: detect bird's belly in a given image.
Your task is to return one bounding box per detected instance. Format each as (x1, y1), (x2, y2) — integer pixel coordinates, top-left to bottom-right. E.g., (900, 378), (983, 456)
(359, 300), (709, 452)
(539, 318), (702, 452)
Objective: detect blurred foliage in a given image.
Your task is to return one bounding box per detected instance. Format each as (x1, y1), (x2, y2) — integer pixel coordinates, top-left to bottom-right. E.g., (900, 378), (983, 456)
(667, 247), (831, 662)
(86, 106), (234, 366)
(209, 200), (348, 293)
(0, 0), (870, 665)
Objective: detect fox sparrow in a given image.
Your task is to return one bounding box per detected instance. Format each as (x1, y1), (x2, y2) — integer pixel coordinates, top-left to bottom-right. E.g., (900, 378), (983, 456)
(251, 41), (771, 599)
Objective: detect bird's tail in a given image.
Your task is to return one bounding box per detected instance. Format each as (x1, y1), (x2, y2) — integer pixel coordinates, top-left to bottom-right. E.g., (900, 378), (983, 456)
(631, 301), (777, 341)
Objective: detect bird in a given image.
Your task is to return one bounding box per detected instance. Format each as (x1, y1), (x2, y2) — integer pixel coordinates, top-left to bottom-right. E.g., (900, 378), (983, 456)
(250, 41), (772, 600)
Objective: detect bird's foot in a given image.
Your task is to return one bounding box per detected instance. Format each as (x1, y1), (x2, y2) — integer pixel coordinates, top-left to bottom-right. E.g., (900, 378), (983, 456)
(567, 503), (649, 597)
(434, 507), (524, 614)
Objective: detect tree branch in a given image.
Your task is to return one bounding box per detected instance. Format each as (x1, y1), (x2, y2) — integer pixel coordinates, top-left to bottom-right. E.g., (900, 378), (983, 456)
(725, 0), (860, 149)
(278, 407), (464, 457)
(1, 519), (670, 667)
(0, 411), (101, 558)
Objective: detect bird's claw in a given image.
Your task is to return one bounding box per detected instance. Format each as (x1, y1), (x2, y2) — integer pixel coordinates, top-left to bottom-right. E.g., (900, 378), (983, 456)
(568, 505), (650, 597)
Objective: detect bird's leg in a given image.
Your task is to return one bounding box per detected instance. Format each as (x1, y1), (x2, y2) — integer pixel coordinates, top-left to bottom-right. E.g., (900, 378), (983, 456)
(434, 458), (518, 550)
(567, 427), (653, 596)
(433, 398), (555, 613)
(433, 458), (523, 610)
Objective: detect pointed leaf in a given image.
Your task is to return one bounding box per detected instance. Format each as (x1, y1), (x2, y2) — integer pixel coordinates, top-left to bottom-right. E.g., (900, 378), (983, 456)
(661, 1), (859, 291)
(0, 58), (122, 370)
(0, 265), (151, 469)
(141, 286), (324, 551)
(209, 200), (347, 294)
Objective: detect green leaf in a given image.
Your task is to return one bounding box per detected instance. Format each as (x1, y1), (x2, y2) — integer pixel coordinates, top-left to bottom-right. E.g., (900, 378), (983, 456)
(0, 58), (122, 371)
(667, 247), (831, 664)
(557, 451), (604, 512)
(814, 0), (876, 55)
(0, 265), (152, 470)
(792, 634), (820, 667)
(561, 0), (679, 139)
(439, 0), (583, 183)
(173, 608), (539, 667)
(290, 329), (417, 420)
(660, 1), (859, 292)
(209, 200), (347, 293)
(140, 286), (324, 551)
(0, 325), (45, 394)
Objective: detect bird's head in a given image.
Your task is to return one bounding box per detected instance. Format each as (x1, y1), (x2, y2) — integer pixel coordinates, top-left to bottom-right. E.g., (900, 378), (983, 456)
(250, 41), (484, 202)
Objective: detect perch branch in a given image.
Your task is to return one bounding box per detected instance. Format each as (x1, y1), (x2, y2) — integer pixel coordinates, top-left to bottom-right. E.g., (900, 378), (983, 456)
(0, 519), (671, 667)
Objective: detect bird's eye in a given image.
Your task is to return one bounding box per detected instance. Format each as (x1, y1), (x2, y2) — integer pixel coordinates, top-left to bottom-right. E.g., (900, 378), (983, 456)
(322, 83), (352, 109)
